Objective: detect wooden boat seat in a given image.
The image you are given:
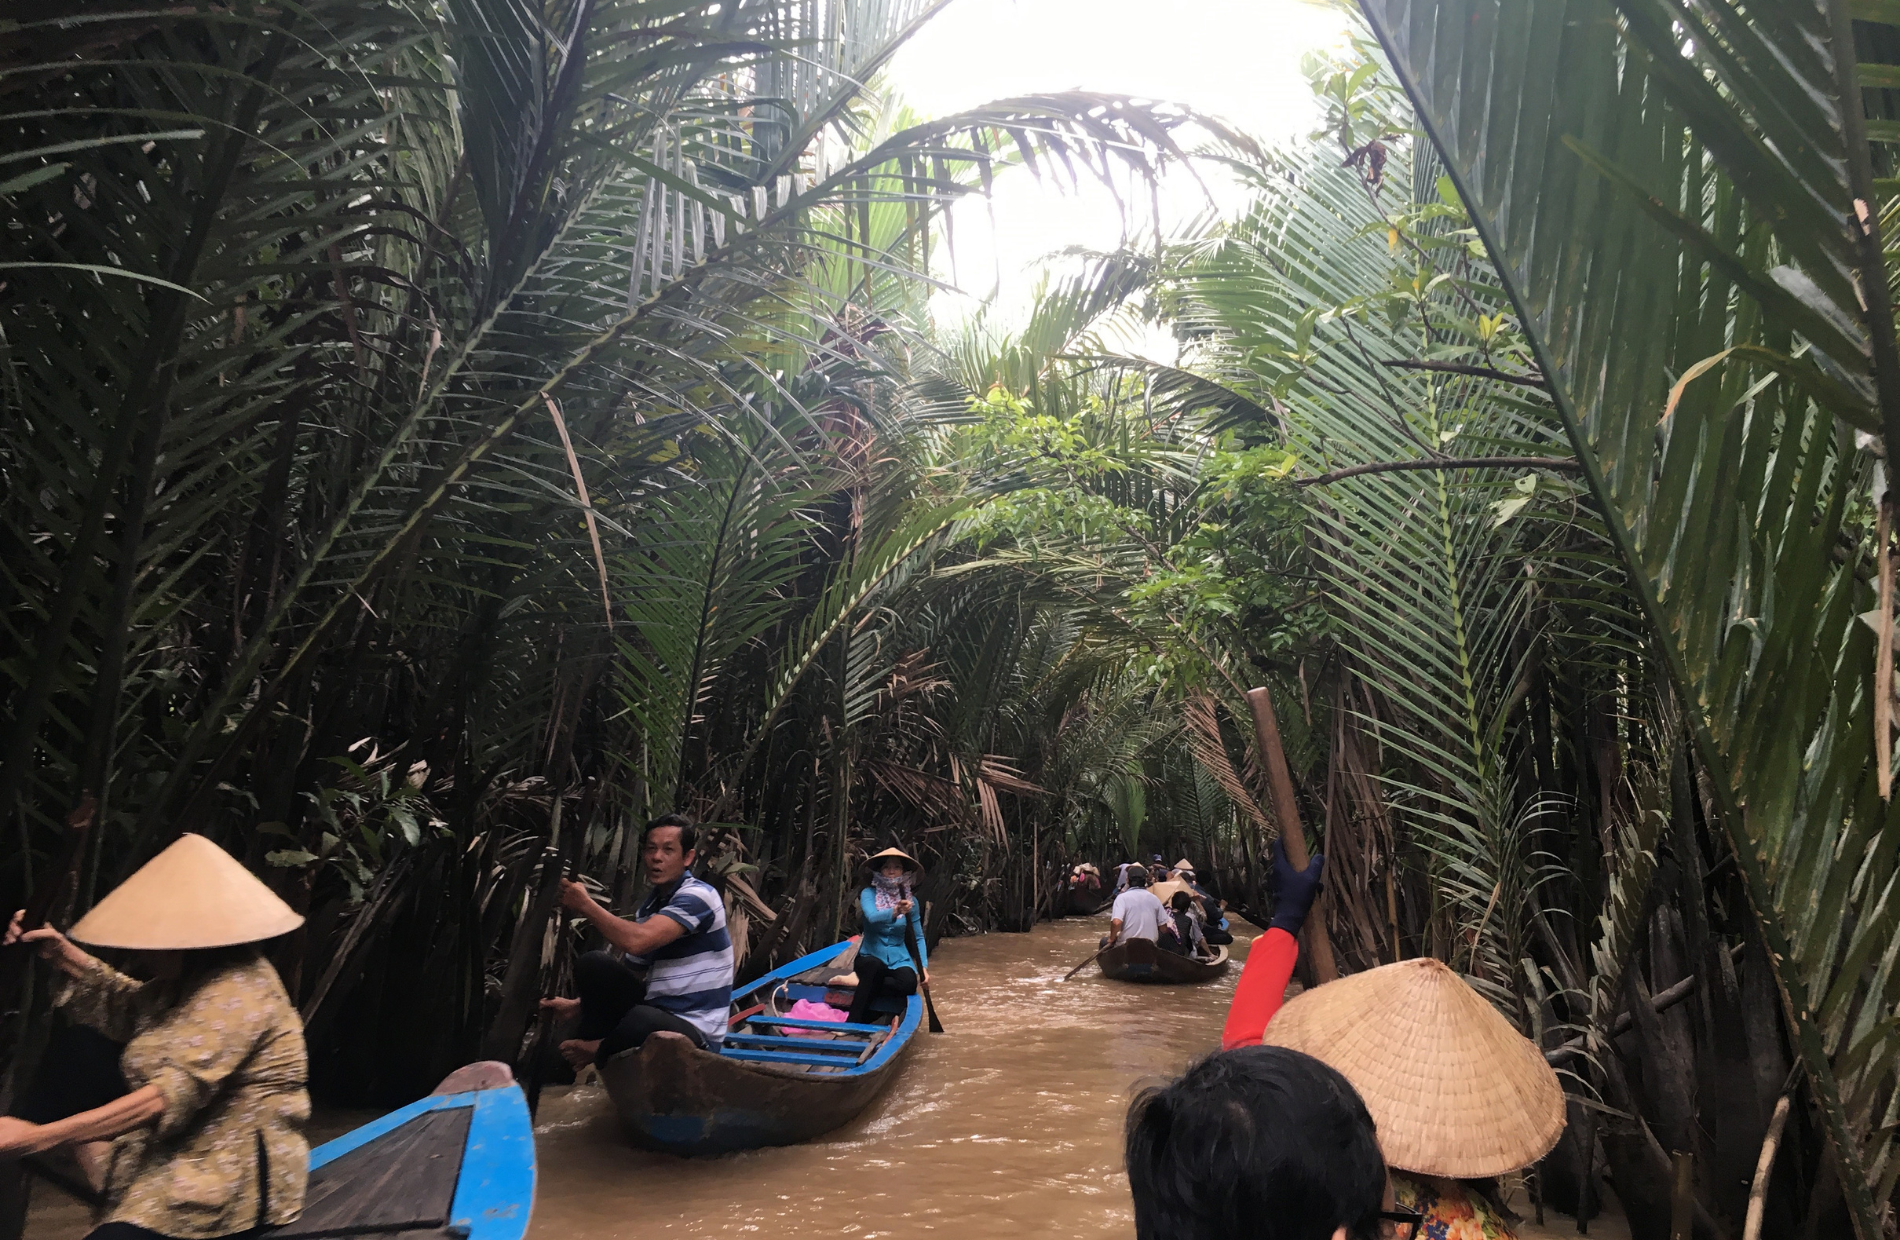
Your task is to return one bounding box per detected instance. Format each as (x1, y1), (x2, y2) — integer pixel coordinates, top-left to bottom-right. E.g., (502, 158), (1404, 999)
(266, 1107), (471, 1239)
(722, 1047), (877, 1068)
(722, 1032), (865, 1053)
(745, 1014), (887, 1035)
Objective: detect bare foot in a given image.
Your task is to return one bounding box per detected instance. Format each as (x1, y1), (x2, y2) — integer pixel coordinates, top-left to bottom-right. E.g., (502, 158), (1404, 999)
(558, 1038), (601, 1069)
(539, 996), (581, 1019)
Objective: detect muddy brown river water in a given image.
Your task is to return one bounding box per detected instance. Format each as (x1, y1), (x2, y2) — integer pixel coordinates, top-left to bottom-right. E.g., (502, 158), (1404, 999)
(526, 915), (1244, 1240)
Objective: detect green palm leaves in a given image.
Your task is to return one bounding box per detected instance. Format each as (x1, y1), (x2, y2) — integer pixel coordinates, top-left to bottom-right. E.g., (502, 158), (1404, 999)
(1360, 0), (1900, 1229)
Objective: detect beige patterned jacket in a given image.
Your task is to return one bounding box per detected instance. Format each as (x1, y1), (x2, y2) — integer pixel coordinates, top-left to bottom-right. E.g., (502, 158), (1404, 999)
(58, 953), (311, 1238)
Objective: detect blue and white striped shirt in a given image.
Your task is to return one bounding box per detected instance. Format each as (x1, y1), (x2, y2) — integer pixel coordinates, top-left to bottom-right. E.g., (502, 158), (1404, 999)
(627, 873), (733, 1048)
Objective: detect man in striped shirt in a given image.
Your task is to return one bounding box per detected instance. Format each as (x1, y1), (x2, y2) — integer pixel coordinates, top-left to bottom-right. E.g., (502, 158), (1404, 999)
(541, 815), (734, 1066)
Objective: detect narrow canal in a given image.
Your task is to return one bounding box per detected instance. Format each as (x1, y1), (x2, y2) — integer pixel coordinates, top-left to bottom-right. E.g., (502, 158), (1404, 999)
(526, 914), (1247, 1240)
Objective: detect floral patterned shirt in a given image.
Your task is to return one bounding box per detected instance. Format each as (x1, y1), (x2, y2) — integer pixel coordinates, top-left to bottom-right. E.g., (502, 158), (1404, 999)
(1392, 1174), (1517, 1240)
(57, 952), (310, 1238)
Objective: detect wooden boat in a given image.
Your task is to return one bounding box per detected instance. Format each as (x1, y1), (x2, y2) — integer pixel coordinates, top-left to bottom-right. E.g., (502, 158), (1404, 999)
(1064, 885), (1108, 916)
(597, 937), (922, 1155)
(266, 1061), (535, 1240)
(1097, 936), (1230, 984)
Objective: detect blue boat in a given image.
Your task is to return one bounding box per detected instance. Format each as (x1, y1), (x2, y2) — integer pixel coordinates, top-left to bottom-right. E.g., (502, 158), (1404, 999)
(266, 1063), (536, 1240)
(597, 937), (922, 1155)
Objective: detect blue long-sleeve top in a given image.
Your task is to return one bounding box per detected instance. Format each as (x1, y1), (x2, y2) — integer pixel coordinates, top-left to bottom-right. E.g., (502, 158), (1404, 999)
(857, 886), (927, 972)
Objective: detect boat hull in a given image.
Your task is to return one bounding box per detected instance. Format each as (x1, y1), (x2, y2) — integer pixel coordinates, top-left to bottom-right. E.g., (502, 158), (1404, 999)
(1064, 887), (1107, 916)
(598, 1028), (915, 1155)
(1097, 937), (1230, 983)
(597, 938), (923, 1155)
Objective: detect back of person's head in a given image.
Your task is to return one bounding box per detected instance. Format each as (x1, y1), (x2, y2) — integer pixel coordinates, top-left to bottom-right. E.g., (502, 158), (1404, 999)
(1171, 891), (1192, 911)
(1126, 1046), (1384, 1240)
(1128, 866), (1150, 887)
(645, 813), (697, 855)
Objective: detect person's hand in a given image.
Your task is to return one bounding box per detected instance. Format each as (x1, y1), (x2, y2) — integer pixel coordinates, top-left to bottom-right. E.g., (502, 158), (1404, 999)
(920, 968), (929, 987)
(5, 910), (71, 960)
(557, 878), (595, 914)
(0, 1116), (48, 1158)
(892, 898), (913, 917)
(1267, 840), (1325, 936)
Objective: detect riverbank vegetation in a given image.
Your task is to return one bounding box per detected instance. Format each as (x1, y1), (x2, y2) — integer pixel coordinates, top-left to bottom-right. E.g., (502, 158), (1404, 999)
(7, 1), (1900, 1235)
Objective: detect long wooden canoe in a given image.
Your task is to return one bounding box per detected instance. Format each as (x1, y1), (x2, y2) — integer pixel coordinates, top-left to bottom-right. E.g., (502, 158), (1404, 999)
(1064, 885), (1108, 916)
(597, 937), (921, 1155)
(265, 1062), (535, 1240)
(1097, 936), (1230, 984)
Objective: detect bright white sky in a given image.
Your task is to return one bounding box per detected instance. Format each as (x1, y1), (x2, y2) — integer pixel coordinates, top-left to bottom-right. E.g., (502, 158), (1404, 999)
(884, 0), (1354, 331)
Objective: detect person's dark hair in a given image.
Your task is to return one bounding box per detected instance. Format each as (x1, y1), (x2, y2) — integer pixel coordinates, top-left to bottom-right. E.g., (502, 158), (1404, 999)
(644, 813), (697, 855)
(1128, 866), (1150, 887)
(1125, 1045), (1384, 1240)
(1170, 891), (1192, 911)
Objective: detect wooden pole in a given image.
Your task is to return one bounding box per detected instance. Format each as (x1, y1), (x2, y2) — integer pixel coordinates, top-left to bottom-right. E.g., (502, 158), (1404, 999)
(1245, 687), (1337, 983)
(1743, 1096), (1791, 1240)
(1669, 1150), (1694, 1240)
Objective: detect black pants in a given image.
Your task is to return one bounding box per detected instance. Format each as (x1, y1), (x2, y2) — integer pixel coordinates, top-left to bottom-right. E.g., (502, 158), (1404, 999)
(1203, 924), (1234, 946)
(845, 954), (916, 1026)
(573, 950), (707, 1059)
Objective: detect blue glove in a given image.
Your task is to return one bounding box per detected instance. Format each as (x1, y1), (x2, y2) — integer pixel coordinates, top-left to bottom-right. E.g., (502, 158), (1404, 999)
(1268, 838), (1324, 935)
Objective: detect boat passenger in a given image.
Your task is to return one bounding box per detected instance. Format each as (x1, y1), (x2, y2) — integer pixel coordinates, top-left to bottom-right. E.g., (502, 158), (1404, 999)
(541, 814), (733, 1067)
(1158, 890), (1210, 960)
(1, 833), (311, 1240)
(1103, 865), (1166, 949)
(1216, 842), (1563, 1239)
(1174, 862), (1233, 946)
(845, 847), (929, 1026)
(1127, 1044), (1394, 1240)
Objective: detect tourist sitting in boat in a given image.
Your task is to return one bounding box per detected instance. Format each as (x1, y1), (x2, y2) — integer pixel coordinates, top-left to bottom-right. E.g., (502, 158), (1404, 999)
(1126, 1043), (1394, 1240)
(1157, 890), (1211, 960)
(1103, 865), (1166, 948)
(1171, 860), (1233, 946)
(0, 833), (311, 1240)
(1209, 840), (1562, 1239)
(845, 847), (929, 1026)
(541, 814), (733, 1066)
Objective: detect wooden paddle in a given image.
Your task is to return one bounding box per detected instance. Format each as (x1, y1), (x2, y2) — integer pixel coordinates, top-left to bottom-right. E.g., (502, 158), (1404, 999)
(900, 888), (944, 1033)
(1062, 942), (1111, 981)
(1244, 686), (1338, 983)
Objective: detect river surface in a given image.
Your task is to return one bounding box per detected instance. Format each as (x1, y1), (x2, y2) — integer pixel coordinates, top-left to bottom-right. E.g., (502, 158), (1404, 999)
(526, 915), (1245, 1240)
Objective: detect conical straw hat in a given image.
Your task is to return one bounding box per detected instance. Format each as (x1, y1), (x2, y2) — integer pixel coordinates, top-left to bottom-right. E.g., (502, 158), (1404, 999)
(863, 846), (922, 876)
(1261, 957), (1564, 1178)
(70, 833), (304, 950)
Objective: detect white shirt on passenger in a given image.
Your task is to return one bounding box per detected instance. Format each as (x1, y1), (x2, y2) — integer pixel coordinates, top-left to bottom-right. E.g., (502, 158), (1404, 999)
(1110, 889), (1167, 942)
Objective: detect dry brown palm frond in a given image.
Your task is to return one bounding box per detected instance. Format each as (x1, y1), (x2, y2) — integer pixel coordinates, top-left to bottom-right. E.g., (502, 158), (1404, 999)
(977, 754), (1045, 797)
(1183, 689), (1271, 835)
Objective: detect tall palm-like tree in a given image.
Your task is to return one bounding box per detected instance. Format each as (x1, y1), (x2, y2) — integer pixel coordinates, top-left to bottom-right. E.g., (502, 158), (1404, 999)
(1358, 1), (1900, 1232)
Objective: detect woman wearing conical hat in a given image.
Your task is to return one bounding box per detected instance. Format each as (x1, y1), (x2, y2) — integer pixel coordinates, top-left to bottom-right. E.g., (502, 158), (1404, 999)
(1230, 842), (1561, 1236)
(0, 833), (310, 1240)
(847, 847), (928, 1026)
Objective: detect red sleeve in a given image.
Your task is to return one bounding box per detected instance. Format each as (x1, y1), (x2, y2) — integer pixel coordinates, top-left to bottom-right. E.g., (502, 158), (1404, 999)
(1221, 928), (1299, 1051)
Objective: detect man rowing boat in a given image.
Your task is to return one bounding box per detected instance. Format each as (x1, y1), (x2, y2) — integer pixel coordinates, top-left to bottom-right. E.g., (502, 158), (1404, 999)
(540, 815), (734, 1066)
